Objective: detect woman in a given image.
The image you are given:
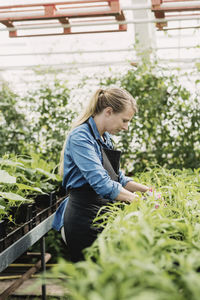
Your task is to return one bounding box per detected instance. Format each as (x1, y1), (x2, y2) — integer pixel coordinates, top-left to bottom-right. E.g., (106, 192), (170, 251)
(52, 87), (149, 262)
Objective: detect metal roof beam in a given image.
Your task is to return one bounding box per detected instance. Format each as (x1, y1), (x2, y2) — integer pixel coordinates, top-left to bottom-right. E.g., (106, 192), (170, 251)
(151, 0), (200, 29)
(0, 0), (127, 37)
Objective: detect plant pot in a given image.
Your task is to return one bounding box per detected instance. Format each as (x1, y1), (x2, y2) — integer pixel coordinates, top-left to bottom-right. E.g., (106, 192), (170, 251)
(9, 203), (34, 224)
(34, 192), (56, 209)
(0, 219), (7, 239)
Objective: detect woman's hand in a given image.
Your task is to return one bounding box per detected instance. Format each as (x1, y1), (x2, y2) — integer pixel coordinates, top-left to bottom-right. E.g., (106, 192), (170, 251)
(115, 187), (140, 203)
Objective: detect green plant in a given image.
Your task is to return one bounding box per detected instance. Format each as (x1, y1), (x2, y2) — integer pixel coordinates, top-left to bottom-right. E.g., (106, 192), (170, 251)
(0, 80), (77, 166)
(100, 62), (200, 174)
(0, 153), (61, 222)
(50, 167), (200, 300)
(22, 80), (76, 163)
(0, 83), (31, 156)
(2, 64), (199, 174)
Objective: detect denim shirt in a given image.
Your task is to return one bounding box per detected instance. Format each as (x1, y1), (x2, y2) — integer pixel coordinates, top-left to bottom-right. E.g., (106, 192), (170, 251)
(52, 117), (132, 231)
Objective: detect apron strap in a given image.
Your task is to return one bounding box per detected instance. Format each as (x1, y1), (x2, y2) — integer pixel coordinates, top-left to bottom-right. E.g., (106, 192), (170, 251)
(86, 120), (121, 182)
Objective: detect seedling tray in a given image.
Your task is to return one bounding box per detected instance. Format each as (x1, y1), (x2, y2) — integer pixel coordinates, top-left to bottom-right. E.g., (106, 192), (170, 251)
(0, 197), (64, 254)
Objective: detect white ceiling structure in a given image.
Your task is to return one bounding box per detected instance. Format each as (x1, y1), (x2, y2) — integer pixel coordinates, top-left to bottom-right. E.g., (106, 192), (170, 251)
(0, 0), (199, 92)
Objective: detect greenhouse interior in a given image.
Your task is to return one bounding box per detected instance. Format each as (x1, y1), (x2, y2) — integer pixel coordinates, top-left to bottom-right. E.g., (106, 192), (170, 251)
(0, 0), (200, 299)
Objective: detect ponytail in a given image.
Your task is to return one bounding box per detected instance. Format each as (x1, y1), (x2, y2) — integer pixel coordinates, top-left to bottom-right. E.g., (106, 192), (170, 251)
(59, 89), (103, 176)
(70, 89), (103, 130)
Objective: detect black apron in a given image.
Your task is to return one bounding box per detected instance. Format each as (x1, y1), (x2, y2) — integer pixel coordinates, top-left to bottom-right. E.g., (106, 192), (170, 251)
(63, 121), (121, 262)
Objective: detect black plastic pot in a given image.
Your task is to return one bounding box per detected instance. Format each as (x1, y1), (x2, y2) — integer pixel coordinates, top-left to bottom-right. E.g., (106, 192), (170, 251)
(0, 219), (7, 239)
(9, 203), (34, 224)
(34, 192), (57, 209)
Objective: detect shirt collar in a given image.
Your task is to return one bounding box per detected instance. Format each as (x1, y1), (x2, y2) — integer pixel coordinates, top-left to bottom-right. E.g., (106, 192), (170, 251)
(88, 116), (108, 145)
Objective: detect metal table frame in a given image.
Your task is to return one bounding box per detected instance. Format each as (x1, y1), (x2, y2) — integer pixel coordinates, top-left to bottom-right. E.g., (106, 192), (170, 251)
(0, 212), (55, 299)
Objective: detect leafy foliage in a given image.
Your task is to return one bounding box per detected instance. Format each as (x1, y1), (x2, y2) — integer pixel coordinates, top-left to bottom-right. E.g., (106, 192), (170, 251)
(0, 83), (31, 156)
(1, 64), (199, 174)
(50, 167), (200, 300)
(0, 153), (61, 221)
(100, 63), (200, 173)
(0, 80), (76, 165)
(22, 80), (76, 163)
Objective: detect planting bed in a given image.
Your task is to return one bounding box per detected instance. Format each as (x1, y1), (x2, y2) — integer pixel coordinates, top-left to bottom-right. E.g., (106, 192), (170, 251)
(50, 167), (200, 300)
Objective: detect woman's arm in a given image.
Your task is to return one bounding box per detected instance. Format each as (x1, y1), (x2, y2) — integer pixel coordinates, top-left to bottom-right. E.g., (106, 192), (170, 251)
(115, 181), (149, 203)
(124, 180), (149, 193)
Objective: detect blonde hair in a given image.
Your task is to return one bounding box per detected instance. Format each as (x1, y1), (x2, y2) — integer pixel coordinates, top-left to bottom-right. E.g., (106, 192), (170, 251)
(59, 87), (137, 176)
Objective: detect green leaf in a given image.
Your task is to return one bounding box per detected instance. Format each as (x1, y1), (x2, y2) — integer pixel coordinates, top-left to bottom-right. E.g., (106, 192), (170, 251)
(0, 170), (16, 184)
(0, 192), (32, 202)
(0, 158), (24, 167)
(35, 168), (60, 181)
(16, 183), (44, 194)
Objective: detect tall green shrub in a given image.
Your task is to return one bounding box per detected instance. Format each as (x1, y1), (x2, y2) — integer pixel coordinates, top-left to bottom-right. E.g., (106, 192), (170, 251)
(0, 83), (30, 156)
(0, 80), (76, 164)
(100, 63), (200, 173)
(1, 65), (199, 172)
(22, 80), (76, 164)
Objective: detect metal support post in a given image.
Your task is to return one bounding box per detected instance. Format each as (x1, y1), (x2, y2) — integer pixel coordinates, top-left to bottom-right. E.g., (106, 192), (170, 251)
(40, 236), (46, 300)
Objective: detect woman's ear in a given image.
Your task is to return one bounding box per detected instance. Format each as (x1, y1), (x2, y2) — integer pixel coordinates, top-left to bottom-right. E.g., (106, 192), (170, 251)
(104, 106), (113, 117)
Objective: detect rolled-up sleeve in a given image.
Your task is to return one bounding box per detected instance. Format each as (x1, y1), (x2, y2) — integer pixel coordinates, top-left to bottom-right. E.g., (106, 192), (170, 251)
(69, 130), (122, 200)
(119, 171), (133, 187)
